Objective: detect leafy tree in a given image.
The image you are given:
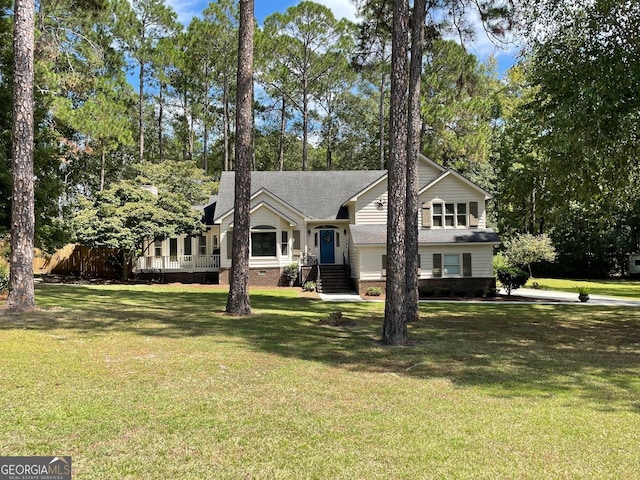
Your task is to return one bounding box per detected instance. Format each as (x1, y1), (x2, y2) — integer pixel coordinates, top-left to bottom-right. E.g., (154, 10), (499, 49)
(226, 0), (253, 316)
(523, 0), (640, 200)
(421, 40), (500, 175)
(262, 1), (353, 170)
(503, 233), (556, 278)
(5, 0), (36, 311)
(72, 164), (208, 280)
(118, 0), (179, 162)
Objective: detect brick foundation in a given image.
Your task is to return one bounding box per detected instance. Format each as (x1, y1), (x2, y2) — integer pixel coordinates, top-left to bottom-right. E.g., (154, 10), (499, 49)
(219, 267), (296, 287)
(355, 277), (496, 298)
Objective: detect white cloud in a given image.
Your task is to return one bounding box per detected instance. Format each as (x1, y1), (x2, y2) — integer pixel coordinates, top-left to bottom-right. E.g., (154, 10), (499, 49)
(314, 0), (359, 22)
(166, 0), (202, 27)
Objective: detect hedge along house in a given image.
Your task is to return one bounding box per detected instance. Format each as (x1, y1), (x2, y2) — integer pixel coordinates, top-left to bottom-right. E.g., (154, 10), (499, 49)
(135, 154), (499, 293)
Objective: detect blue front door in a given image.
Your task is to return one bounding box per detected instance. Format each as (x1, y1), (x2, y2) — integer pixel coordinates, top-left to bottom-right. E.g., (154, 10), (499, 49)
(320, 230), (335, 264)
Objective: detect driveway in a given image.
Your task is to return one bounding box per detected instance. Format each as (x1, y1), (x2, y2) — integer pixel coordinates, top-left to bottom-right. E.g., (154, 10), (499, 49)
(501, 287), (640, 307)
(319, 288), (640, 306)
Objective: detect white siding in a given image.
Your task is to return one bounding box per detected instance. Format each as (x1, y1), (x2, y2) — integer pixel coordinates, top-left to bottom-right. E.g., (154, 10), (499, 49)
(349, 241), (361, 279)
(418, 161), (443, 187)
(356, 244), (493, 280)
(419, 175), (487, 228)
(420, 245), (494, 278)
(359, 247), (387, 280)
(354, 181), (388, 224)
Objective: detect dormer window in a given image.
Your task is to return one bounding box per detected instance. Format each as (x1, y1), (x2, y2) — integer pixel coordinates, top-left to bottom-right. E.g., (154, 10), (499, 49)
(430, 202), (472, 228)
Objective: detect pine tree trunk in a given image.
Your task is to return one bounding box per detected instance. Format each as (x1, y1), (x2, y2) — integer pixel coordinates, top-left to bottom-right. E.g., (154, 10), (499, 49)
(5, 0), (36, 312)
(378, 72), (387, 170)
(138, 61), (145, 162)
(278, 97), (286, 171)
(223, 72), (230, 172)
(383, 0), (409, 345)
(405, 0), (427, 324)
(226, 0), (253, 316)
(302, 80), (309, 171)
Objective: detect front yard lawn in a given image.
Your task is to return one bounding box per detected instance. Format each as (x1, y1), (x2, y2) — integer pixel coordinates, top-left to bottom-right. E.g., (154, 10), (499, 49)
(528, 277), (640, 299)
(2, 284), (640, 479)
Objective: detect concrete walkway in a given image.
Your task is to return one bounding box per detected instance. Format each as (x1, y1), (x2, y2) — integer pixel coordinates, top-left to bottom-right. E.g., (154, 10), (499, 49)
(319, 288), (640, 306)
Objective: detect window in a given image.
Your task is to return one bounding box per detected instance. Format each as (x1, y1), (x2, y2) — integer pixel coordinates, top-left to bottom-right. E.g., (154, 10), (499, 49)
(457, 203), (467, 226)
(154, 240), (162, 257)
(251, 232), (276, 257)
(336, 232), (340, 248)
(445, 203), (455, 226)
(198, 235), (207, 255)
(281, 231), (289, 256)
(433, 203), (443, 227)
(169, 238), (178, 261)
(444, 254), (460, 276)
(432, 202), (468, 228)
(183, 237), (192, 256)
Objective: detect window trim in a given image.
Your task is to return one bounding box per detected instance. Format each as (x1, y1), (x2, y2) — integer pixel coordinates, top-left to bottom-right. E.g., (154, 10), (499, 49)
(250, 229), (277, 258)
(430, 202), (470, 228)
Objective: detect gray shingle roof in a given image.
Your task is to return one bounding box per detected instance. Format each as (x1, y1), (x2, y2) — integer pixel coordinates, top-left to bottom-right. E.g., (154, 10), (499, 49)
(350, 224), (501, 245)
(214, 170), (387, 222)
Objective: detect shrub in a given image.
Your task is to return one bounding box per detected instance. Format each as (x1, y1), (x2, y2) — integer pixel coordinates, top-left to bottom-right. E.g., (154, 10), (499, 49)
(303, 281), (316, 292)
(283, 263), (299, 284)
(365, 286), (382, 296)
(575, 284), (591, 295)
(497, 266), (529, 295)
(493, 251), (510, 275)
(0, 261), (9, 294)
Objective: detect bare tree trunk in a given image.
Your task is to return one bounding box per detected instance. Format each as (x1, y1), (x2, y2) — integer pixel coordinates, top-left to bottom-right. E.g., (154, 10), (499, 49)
(226, 0), (254, 316)
(203, 121), (209, 174)
(405, 0), (427, 324)
(223, 72), (230, 172)
(5, 0), (36, 312)
(383, 0), (409, 345)
(302, 81), (309, 171)
(278, 97), (286, 170)
(138, 61), (145, 162)
(379, 72), (387, 170)
(100, 148), (106, 191)
(158, 83), (164, 163)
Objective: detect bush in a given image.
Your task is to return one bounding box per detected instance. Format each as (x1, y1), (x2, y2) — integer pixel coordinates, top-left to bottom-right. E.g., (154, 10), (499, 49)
(497, 266), (529, 295)
(0, 261), (9, 294)
(303, 281), (316, 292)
(493, 252), (510, 275)
(283, 263), (299, 284)
(365, 286), (382, 296)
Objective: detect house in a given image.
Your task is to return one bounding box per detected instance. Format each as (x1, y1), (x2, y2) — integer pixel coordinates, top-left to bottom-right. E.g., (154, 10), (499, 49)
(134, 154), (500, 295)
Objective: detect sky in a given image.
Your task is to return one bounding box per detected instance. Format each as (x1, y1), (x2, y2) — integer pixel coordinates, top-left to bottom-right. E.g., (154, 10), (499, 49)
(166, 0), (519, 75)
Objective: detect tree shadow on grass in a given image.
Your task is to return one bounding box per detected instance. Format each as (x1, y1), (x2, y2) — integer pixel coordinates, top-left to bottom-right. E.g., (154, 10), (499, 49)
(2, 284), (640, 412)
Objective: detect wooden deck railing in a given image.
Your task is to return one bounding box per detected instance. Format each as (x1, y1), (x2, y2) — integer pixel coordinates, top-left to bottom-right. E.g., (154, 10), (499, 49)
(135, 255), (220, 272)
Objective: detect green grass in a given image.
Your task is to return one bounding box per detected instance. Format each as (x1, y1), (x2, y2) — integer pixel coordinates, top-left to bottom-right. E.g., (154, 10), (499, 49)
(2, 284), (640, 479)
(528, 277), (640, 299)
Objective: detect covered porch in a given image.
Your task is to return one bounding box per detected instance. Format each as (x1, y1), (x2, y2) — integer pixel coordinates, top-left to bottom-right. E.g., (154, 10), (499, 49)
(134, 254), (221, 273)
